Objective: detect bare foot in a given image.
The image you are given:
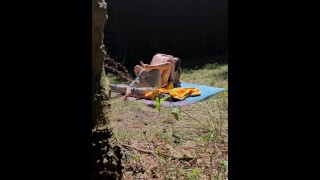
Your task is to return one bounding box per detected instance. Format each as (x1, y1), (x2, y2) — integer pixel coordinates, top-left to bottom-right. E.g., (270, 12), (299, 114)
(123, 86), (132, 101)
(140, 61), (146, 68)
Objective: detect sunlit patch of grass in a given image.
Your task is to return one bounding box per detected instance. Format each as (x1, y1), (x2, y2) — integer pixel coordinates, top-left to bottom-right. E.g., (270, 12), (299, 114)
(106, 73), (129, 84)
(180, 63), (228, 89)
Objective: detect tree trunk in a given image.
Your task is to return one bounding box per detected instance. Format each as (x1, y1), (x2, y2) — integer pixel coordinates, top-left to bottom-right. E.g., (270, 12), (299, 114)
(92, 0), (123, 179)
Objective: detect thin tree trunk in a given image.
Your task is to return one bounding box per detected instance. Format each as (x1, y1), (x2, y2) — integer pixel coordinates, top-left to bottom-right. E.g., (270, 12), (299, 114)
(92, 0), (123, 179)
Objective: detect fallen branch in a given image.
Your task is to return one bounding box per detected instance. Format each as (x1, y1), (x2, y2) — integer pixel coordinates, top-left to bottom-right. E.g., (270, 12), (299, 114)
(121, 143), (195, 161)
(121, 143), (155, 155)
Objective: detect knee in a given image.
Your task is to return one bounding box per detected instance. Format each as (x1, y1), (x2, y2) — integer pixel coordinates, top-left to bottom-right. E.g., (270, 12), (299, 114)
(134, 65), (142, 75)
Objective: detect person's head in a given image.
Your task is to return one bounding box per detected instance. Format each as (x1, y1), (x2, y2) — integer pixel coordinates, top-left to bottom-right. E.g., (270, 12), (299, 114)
(134, 65), (143, 76)
(172, 57), (182, 84)
(173, 57), (181, 71)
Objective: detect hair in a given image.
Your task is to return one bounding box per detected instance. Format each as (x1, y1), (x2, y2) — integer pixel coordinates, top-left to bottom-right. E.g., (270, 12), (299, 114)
(177, 66), (182, 78)
(174, 58), (181, 71)
(175, 58), (182, 83)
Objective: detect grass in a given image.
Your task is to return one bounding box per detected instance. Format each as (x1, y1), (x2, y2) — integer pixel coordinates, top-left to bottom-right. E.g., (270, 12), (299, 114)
(108, 63), (228, 179)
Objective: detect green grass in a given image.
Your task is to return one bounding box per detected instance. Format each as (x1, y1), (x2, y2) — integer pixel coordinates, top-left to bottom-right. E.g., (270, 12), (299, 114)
(108, 63), (228, 179)
(106, 73), (130, 84)
(181, 63), (228, 89)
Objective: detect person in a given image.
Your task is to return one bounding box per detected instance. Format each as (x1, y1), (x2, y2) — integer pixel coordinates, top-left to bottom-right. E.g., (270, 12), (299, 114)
(139, 53), (181, 85)
(109, 53), (181, 99)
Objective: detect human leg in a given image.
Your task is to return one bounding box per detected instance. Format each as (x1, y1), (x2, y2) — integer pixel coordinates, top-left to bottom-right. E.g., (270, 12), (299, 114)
(126, 86), (156, 98)
(143, 62), (171, 72)
(167, 59), (176, 83)
(134, 65), (144, 76)
(160, 63), (172, 86)
(109, 84), (146, 100)
(109, 84), (128, 94)
(110, 69), (162, 99)
(139, 62), (173, 86)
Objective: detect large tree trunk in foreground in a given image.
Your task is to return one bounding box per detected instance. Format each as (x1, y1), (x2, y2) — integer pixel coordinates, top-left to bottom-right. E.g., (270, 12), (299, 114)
(92, 0), (123, 179)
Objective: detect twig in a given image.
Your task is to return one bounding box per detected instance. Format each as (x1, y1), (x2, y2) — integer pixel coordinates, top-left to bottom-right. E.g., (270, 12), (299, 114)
(198, 102), (215, 117)
(168, 101), (210, 131)
(121, 143), (155, 155)
(120, 143), (195, 160)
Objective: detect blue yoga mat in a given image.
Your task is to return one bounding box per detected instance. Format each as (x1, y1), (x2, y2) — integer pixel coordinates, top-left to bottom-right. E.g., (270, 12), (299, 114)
(127, 82), (225, 107)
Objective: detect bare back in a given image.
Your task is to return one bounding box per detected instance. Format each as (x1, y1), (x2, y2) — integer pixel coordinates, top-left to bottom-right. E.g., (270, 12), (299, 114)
(150, 54), (173, 66)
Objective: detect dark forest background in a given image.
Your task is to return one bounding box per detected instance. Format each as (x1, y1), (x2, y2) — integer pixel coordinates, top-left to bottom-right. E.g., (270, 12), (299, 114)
(104, 0), (228, 69)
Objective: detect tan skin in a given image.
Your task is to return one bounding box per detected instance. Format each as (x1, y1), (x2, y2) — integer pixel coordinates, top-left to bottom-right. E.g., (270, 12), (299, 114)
(136, 53), (179, 85)
(124, 53), (180, 99)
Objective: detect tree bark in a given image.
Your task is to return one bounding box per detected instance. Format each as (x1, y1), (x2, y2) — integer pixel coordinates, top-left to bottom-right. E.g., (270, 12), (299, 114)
(92, 0), (123, 179)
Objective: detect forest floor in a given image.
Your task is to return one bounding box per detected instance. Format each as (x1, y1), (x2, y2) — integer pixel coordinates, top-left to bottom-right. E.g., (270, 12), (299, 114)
(108, 63), (228, 179)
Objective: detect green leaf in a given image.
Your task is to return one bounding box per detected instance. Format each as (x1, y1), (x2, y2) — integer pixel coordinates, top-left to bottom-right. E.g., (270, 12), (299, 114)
(156, 95), (170, 112)
(160, 96), (167, 104)
(224, 160), (228, 166)
(201, 134), (210, 142)
(209, 131), (214, 142)
(156, 97), (160, 112)
(171, 108), (180, 120)
(186, 173), (195, 180)
(220, 160), (228, 167)
(192, 168), (202, 174)
(172, 107), (180, 114)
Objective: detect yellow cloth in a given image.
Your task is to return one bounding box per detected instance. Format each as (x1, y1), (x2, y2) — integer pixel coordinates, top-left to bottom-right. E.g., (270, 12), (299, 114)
(144, 82), (201, 100)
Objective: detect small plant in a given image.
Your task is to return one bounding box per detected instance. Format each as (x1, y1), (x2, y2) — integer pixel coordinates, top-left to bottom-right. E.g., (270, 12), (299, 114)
(202, 127), (215, 143)
(201, 127), (215, 152)
(155, 96), (170, 112)
(186, 168), (202, 180)
(154, 94), (182, 121)
(221, 160), (228, 167)
(171, 108), (180, 120)
(216, 160), (228, 179)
